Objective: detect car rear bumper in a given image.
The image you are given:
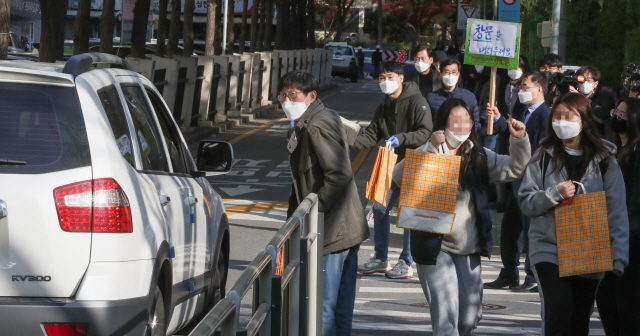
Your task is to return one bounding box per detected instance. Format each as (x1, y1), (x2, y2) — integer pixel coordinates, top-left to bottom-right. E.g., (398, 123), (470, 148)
(0, 296), (150, 335)
(332, 65), (357, 77)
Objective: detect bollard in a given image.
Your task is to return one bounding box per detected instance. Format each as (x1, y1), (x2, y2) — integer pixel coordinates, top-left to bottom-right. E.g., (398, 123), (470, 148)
(173, 55), (198, 128)
(248, 53), (262, 110)
(257, 52), (273, 106)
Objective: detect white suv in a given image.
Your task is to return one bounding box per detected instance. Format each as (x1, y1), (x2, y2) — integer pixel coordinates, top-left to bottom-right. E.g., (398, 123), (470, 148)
(0, 53), (232, 336)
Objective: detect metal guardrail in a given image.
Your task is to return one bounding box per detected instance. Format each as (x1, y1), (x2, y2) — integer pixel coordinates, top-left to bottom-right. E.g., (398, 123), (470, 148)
(189, 194), (323, 336)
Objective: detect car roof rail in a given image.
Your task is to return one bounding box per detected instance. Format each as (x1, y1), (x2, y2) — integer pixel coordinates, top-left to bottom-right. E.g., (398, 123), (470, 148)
(62, 52), (131, 76)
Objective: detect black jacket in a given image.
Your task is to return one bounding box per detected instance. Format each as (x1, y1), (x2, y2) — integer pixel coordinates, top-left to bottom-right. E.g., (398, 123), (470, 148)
(410, 149), (493, 264)
(353, 82), (433, 161)
(372, 50), (383, 66)
(287, 99), (369, 255)
(404, 67), (442, 98)
(494, 101), (550, 152)
(621, 147), (640, 241)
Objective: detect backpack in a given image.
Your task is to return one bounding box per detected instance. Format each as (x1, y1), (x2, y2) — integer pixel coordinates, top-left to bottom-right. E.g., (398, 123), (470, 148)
(539, 151), (608, 188)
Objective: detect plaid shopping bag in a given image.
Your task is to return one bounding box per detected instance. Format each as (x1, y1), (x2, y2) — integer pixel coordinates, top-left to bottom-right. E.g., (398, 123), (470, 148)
(554, 185), (613, 277)
(366, 143), (397, 207)
(397, 149), (461, 234)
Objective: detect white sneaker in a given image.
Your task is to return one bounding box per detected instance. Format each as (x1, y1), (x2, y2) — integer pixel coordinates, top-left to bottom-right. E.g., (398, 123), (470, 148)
(385, 260), (414, 279)
(357, 257), (391, 274)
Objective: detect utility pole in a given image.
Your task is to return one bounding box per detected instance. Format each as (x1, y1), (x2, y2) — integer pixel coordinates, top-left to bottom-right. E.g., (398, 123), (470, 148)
(550, 0), (567, 59)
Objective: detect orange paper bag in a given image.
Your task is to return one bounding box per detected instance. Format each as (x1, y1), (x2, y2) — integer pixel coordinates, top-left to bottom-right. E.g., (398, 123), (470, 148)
(554, 183), (613, 277)
(366, 142), (397, 207)
(397, 150), (460, 234)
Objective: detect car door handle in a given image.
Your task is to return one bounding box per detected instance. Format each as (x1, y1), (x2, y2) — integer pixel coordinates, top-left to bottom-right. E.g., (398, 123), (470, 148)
(159, 195), (171, 206)
(184, 196), (197, 206)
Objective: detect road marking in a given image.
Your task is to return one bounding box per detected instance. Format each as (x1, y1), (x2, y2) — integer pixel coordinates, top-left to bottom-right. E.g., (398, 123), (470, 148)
(351, 147), (372, 174)
(351, 323), (605, 335)
(358, 287), (539, 296)
(224, 201), (289, 216)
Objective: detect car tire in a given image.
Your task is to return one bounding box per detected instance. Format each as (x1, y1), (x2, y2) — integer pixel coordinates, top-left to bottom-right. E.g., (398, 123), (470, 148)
(147, 285), (165, 336)
(212, 248), (228, 304)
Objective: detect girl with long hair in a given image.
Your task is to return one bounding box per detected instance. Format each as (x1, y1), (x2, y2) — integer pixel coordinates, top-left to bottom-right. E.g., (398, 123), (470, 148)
(393, 98), (531, 335)
(596, 97), (640, 335)
(518, 93), (629, 335)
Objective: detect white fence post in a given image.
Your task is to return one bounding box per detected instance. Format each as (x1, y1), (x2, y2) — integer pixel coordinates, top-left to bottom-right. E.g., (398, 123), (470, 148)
(151, 56), (181, 118)
(270, 50), (282, 101)
(226, 54), (241, 117)
(124, 57), (156, 81)
(173, 55), (198, 128)
(257, 51), (273, 106)
(248, 53), (261, 110)
(213, 55), (230, 123)
(195, 55), (215, 127)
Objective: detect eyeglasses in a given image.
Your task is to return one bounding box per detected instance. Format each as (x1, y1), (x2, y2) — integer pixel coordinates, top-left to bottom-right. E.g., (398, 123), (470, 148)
(278, 91), (304, 102)
(610, 108), (627, 120)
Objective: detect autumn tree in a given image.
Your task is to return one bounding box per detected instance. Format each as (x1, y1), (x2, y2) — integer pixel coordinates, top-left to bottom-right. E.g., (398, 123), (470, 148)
(0, 0), (9, 60)
(183, 0), (195, 55)
(263, 0), (273, 50)
(205, 0), (218, 55)
(131, 0), (152, 58)
(100, 0), (115, 54)
(166, 0), (181, 57)
(333, 0), (355, 42)
(307, 0), (315, 48)
(239, 0), (248, 53)
(249, 0), (259, 52)
(156, 0), (168, 56)
(39, 0), (68, 62)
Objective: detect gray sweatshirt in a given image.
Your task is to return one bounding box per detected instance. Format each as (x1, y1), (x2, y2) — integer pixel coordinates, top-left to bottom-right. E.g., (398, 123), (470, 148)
(393, 135), (531, 255)
(518, 142), (629, 274)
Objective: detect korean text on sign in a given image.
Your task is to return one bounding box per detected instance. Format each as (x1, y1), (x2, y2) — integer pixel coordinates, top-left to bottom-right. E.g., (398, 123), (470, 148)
(468, 22), (517, 58)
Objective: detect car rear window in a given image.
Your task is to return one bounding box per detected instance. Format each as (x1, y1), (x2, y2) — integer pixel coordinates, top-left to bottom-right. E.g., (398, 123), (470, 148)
(0, 82), (91, 174)
(325, 45), (353, 56)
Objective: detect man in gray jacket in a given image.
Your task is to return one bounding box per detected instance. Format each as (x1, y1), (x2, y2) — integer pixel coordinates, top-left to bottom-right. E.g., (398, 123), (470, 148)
(281, 70), (369, 336)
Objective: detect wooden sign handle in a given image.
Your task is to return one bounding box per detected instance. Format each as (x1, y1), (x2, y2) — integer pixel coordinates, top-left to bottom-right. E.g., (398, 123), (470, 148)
(487, 67), (497, 135)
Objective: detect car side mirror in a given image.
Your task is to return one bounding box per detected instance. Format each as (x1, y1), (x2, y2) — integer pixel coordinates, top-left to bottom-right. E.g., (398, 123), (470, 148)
(195, 140), (234, 176)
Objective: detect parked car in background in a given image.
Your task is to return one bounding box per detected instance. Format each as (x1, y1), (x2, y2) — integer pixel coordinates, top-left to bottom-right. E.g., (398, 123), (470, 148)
(324, 42), (358, 83)
(6, 32), (25, 53)
(0, 53), (232, 336)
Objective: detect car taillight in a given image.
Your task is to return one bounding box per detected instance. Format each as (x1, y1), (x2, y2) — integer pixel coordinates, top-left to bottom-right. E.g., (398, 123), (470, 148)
(54, 179), (132, 233)
(43, 324), (87, 336)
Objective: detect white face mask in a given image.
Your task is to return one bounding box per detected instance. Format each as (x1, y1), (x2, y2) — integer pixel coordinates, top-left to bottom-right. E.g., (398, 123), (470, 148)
(552, 120), (582, 140)
(518, 88), (539, 105)
(415, 61), (430, 73)
(508, 69), (523, 81)
(444, 128), (470, 148)
(442, 75), (459, 88)
(380, 80), (400, 95)
(475, 65), (485, 73)
(282, 94), (311, 121)
(578, 81), (594, 95)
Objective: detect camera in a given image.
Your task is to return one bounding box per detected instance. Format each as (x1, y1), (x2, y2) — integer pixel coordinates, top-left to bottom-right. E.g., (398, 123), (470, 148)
(543, 70), (585, 95)
(621, 64), (640, 97)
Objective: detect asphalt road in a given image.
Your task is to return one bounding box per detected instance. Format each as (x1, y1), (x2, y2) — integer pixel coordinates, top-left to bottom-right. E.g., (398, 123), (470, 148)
(190, 77), (606, 335)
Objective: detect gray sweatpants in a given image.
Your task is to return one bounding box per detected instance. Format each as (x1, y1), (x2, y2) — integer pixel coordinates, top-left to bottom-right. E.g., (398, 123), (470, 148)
(416, 251), (483, 336)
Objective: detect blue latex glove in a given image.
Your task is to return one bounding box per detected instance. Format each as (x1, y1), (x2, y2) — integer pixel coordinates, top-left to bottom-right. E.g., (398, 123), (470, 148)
(386, 136), (400, 148)
(289, 121), (295, 128)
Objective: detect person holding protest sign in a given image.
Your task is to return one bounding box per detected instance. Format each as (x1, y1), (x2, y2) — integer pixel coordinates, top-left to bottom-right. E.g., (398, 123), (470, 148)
(484, 72), (551, 292)
(518, 93), (629, 336)
(392, 98), (530, 336)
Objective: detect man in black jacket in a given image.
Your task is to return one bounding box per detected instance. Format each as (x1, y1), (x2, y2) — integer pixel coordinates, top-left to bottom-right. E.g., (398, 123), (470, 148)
(404, 45), (442, 98)
(372, 45), (383, 77)
(280, 71), (369, 336)
(354, 61), (433, 279)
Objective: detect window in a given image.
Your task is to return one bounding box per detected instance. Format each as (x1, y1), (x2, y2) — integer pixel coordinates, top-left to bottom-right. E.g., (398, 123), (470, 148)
(121, 85), (170, 173)
(324, 45), (353, 56)
(97, 85), (136, 168)
(145, 88), (189, 174)
(0, 83), (91, 174)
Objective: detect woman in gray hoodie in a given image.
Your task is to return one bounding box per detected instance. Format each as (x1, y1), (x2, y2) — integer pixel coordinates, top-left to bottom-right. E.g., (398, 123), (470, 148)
(393, 98), (531, 335)
(518, 93), (629, 336)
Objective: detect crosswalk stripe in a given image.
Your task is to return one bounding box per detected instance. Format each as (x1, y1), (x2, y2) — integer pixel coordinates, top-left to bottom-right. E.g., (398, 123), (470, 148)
(352, 310), (602, 322)
(359, 287), (540, 296)
(351, 323), (606, 335)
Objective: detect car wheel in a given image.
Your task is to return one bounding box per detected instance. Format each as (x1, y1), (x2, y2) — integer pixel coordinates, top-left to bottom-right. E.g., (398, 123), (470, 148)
(147, 286), (165, 336)
(212, 248), (228, 304)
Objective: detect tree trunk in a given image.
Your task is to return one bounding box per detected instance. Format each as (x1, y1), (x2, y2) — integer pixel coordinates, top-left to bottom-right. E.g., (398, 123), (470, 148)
(156, 0), (168, 56)
(100, 0), (115, 54)
(307, 0), (315, 49)
(0, 0), (9, 60)
(297, 0), (306, 49)
(239, 0), (248, 53)
(183, 0), (195, 55)
(226, 0), (235, 54)
(289, 1), (297, 49)
(263, 0), (273, 50)
(274, 0), (289, 50)
(73, 0), (91, 55)
(167, 0), (181, 58)
(377, 0), (383, 45)
(206, 0), (217, 55)
(131, 0), (151, 58)
(214, 0), (223, 54)
(39, 0), (68, 62)
(249, 0), (259, 52)
(257, 0), (266, 51)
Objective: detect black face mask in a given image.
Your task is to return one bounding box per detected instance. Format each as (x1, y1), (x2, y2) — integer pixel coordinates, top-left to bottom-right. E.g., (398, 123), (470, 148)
(611, 117), (628, 133)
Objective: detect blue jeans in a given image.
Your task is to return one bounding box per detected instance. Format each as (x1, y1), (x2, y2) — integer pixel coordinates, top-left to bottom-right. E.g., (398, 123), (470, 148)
(323, 245), (359, 336)
(372, 182), (413, 265)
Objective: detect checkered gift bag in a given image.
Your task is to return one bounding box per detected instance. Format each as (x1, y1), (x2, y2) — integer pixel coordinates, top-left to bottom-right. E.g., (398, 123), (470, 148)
(366, 142), (398, 207)
(554, 182), (613, 277)
(397, 149), (461, 234)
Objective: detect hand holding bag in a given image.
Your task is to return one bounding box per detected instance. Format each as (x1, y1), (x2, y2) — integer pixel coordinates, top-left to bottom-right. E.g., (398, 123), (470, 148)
(366, 142), (397, 207)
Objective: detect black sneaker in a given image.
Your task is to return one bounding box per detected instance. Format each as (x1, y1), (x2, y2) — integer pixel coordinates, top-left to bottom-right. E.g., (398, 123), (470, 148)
(510, 282), (538, 292)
